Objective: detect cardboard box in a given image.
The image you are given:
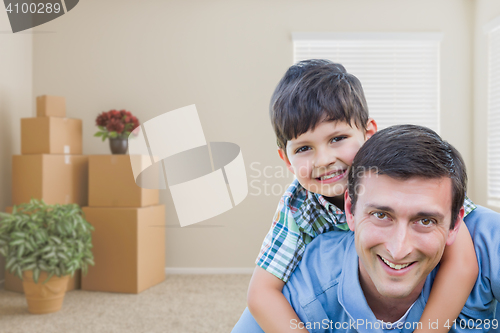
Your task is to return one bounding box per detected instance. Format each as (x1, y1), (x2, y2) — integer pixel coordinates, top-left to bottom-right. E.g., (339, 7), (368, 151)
(89, 155), (159, 207)
(36, 95), (66, 117)
(12, 155), (88, 206)
(4, 269), (81, 293)
(21, 117), (82, 155)
(81, 205), (165, 294)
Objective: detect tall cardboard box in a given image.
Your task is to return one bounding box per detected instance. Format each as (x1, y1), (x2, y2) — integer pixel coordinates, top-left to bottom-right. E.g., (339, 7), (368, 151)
(12, 155), (88, 206)
(89, 155), (159, 207)
(81, 205), (165, 293)
(21, 117), (82, 155)
(3, 207), (81, 292)
(36, 95), (66, 117)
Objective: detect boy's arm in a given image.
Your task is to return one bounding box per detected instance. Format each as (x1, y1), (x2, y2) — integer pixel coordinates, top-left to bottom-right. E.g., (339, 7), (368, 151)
(247, 266), (309, 333)
(414, 219), (478, 333)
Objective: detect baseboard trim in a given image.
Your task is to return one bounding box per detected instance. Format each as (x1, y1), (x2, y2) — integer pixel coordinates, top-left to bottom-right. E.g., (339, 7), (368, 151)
(165, 267), (254, 275)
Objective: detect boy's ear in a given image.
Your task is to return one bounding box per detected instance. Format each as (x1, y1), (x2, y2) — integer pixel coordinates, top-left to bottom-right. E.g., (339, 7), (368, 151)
(345, 190), (355, 232)
(446, 206), (465, 246)
(364, 118), (377, 140)
(278, 148), (295, 174)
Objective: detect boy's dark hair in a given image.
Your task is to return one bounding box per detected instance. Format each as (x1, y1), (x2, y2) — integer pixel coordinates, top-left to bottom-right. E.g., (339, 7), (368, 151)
(348, 124), (467, 229)
(270, 59), (369, 151)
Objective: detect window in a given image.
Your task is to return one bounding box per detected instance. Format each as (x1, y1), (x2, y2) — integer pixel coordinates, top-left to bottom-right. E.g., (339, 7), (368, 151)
(485, 18), (500, 205)
(293, 33), (441, 132)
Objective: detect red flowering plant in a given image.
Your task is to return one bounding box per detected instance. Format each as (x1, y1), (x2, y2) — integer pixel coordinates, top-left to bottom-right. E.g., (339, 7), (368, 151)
(94, 109), (140, 141)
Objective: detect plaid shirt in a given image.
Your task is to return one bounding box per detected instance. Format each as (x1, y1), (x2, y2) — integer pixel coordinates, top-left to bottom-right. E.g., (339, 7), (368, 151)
(256, 178), (477, 283)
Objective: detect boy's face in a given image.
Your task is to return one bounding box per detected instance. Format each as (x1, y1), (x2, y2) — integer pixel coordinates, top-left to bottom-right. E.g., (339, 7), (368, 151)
(279, 119), (377, 202)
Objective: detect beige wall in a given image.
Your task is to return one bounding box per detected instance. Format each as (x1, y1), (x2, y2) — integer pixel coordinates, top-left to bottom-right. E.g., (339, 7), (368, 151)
(28, 0), (475, 270)
(0, 11), (33, 282)
(473, 0), (500, 210)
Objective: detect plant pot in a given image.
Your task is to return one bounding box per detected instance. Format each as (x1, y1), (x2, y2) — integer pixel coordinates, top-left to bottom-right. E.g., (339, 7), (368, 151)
(109, 137), (128, 154)
(22, 270), (70, 314)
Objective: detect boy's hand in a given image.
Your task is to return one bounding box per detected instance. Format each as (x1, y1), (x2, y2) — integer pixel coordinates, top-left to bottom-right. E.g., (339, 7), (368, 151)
(247, 266), (309, 333)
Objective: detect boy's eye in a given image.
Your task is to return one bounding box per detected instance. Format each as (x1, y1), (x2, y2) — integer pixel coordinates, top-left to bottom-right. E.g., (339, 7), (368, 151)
(330, 136), (347, 143)
(295, 146), (310, 154)
(416, 218), (436, 227)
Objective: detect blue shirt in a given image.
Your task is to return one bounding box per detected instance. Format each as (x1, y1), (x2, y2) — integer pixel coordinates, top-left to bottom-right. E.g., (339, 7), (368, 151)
(232, 206), (500, 333)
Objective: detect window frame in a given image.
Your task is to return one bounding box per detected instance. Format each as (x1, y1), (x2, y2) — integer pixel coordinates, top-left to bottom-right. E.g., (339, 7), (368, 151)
(292, 32), (442, 133)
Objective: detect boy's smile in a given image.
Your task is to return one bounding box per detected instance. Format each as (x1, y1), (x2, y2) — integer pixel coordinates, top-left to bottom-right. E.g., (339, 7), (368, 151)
(279, 119), (376, 205)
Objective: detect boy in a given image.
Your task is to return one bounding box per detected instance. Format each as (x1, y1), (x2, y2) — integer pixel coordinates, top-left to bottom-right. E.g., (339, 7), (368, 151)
(246, 60), (478, 333)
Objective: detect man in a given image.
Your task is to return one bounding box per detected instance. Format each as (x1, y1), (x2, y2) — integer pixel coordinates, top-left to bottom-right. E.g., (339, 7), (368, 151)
(233, 125), (500, 332)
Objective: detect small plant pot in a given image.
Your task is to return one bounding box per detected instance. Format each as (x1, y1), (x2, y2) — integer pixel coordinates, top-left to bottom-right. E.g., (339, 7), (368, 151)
(109, 138), (128, 154)
(22, 270), (69, 314)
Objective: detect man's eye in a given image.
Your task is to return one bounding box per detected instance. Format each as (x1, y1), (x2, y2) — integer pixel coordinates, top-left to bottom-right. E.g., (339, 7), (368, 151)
(295, 146), (310, 153)
(417, 218), (436, 227)
(372, 212), (388, 219)
(331, 136), (347, 143)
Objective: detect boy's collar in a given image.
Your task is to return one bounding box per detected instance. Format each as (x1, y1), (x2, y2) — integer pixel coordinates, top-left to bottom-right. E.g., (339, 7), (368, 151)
(314, 192), (344, 214)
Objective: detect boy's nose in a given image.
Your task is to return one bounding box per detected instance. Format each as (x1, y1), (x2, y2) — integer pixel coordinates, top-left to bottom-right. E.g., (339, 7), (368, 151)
(314, 150), (336, 169)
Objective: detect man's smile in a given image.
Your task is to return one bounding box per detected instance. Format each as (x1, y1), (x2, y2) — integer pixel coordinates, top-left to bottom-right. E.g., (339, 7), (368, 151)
(378, 255), (415, 271)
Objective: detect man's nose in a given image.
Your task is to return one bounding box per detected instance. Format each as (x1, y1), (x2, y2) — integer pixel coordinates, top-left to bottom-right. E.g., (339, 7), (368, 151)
(386, 222), (412, 261)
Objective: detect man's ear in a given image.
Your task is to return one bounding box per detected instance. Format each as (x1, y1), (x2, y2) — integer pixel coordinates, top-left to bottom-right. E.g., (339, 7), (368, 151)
(345, 190), (355, 232)
(278, 148), (295, 175)
(446, 206), (465, 246)
(364, 118), (377, 140)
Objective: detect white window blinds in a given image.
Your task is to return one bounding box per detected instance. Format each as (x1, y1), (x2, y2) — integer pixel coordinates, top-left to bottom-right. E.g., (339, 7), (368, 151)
(292, 33), (441, 132)
(486, 19), (500, 203)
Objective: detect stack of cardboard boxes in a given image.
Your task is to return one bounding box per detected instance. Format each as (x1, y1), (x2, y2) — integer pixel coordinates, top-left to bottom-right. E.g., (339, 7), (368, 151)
(82, 155), (166, 293)
(5, 95), (88, 292)
(5, 96), (165, 294)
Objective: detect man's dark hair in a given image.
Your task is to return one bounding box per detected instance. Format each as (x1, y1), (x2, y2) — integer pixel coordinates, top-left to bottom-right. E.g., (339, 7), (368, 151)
(348, 124), (467, 228)
(270, 59), (369, 151)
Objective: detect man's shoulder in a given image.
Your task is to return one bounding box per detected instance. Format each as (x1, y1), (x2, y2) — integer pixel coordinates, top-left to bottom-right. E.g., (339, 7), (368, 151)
(464, 204), (500, 232)
(461, 205), (500, 317)
(302, 231), (353, 261)
(463, 204), (500, 274)
(283, 231), (356, 326)
(285, 231), (354, 297)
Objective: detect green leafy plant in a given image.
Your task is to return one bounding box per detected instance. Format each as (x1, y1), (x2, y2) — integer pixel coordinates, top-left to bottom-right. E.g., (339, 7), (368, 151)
(0, 199), (95, 284)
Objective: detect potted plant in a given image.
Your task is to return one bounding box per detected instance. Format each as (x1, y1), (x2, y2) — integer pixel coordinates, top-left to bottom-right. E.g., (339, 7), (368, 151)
(94, 109), (140, 154)
(0, 199), (94, 314)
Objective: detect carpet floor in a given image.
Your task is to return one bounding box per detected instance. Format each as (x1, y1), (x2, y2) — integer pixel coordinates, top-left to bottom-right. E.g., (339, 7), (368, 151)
(0, 274), (251, 333)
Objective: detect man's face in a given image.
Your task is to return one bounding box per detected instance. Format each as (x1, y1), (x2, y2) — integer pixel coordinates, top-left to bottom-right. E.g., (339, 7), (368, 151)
(345, 173), (462, 300)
